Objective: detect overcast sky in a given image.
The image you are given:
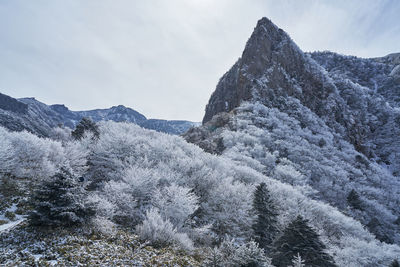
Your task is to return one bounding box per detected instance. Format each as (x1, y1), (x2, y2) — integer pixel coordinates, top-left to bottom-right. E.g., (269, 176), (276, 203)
(0, 0), (399, 121)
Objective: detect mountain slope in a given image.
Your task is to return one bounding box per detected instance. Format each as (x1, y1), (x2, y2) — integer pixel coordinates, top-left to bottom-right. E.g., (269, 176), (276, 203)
(309, 51), (400, 174)
(0, 93), (55, 137)
(1, 122), (400, 266)
(0, 93), (196, 136)
(186, 17), (400, 245)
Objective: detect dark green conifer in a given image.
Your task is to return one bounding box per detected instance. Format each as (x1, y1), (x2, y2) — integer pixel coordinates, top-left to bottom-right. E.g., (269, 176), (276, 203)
(71, 117), (99, 140)
(271, 215), (336, 267)
(390, 259), (400, 267)
(347, 189), (364, 210)
(252, 182), (279, 252)
(29, 169), (92, 227)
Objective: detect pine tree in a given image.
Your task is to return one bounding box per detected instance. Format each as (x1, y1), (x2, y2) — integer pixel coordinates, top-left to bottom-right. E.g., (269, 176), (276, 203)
(204, 247), (223, 267)
(390, 259), (400, 267)
(29, 168), (92, 227)
(347, 189), (363, 210)
(290, 253), (305, 267)
(252, 182), (279, 252)
(71, 117), (99, 140)
(271, 215), (336, 267)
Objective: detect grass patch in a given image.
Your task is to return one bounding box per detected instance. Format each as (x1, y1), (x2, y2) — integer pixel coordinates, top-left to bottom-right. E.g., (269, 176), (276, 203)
(5, 211), (16, 221)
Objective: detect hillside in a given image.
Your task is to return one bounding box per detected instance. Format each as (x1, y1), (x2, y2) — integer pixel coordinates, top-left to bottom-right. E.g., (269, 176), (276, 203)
(185, 17), (400, 249)
(1, 122), (400, 265)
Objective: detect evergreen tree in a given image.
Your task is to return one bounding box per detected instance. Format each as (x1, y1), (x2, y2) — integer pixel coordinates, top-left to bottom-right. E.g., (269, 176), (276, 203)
(271, 215), (336, 267)
(29, 168), (92, 227)
(290, 253), (305, 267)
(390, 259), (400, 267)
(252, 182), (279, 252)
(204, 247), (223, 267)
(347, 189), (364, 210)
(71, 117), (99, 140)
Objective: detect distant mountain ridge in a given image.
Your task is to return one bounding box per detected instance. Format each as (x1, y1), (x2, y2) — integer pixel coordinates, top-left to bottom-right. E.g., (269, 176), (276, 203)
(0, 93), (197, 135)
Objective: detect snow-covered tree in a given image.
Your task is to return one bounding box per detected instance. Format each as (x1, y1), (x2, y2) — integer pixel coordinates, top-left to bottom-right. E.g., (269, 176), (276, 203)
(152, 183), (199, 229)
(51, 126), (72, 143)
(289, 253), (305, 267)
(136, 208), (193, 251)
(204, 247), (224, 267)
(0, 126), (88, 181)
(232, 240), (272, 267)
(206, 178), (254, 239)
(0, 128), (61, 179)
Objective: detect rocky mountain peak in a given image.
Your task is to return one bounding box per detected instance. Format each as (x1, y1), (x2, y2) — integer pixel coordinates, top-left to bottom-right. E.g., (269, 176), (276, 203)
(50, 104), (70, 113)
(199, 17), (400, 165)
(203, 17), (292, 124)
(203, 17), (337, 124)
(241, 17), (292, 74)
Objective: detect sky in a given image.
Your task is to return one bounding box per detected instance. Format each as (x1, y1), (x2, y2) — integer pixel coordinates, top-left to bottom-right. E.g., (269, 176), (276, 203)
(0, 0), (399, 121)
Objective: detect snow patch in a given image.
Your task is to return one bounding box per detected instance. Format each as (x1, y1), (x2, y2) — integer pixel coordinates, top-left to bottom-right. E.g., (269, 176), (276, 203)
(0, 218), (25, 232)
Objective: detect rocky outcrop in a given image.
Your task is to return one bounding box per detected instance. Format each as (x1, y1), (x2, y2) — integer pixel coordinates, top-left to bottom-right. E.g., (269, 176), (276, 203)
(203, 18), (341, 125)
(185, 112), (232, 154)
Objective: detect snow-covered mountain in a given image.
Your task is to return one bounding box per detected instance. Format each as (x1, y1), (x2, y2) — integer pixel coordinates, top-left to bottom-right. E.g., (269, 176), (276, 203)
(185, 17), (400, 245)
(1, 17), (400, 266)
(0, 93), (197, 135)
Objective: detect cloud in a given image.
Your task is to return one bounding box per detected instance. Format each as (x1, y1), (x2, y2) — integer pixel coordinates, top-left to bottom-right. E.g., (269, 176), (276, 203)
(0, 0), (398, 121)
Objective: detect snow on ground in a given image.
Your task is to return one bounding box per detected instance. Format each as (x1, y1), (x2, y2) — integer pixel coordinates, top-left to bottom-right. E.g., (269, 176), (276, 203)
(0, 203), (26, 233)
(0, 218), (25, 232)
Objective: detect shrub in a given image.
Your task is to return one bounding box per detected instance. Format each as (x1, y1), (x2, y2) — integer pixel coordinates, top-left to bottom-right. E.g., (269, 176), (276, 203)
(204, 239), (272, 267)
(4, 211), (16, 221)
(136, 208), (193, 251)
(152, 183), (199, 229)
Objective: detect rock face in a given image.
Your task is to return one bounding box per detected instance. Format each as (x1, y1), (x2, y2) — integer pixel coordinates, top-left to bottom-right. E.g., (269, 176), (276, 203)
(186, 17), (400, 244)
(0, 93), (197, 136)
(204, 19), (400, 127)
(201, 17), (400, 166)
(203, 18), (339, 124)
